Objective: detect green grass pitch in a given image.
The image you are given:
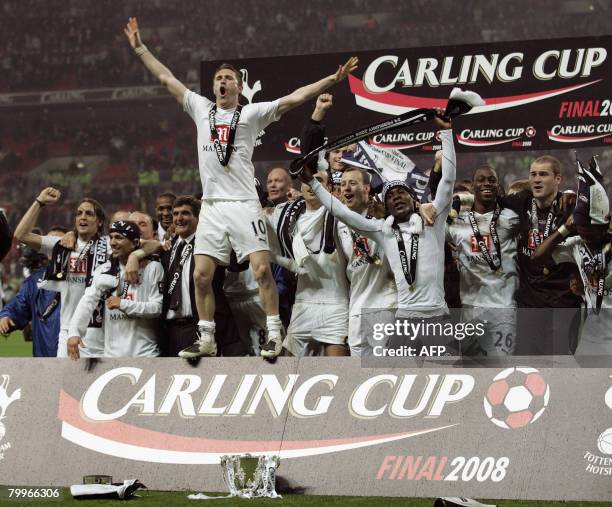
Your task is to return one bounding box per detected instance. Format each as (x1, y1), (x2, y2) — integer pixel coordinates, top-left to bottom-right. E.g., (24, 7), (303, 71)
(0, 330), (32, 357)
(4, 490), (612, 506)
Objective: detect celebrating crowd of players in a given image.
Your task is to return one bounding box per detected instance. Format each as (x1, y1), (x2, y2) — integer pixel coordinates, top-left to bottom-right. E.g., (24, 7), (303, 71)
(0, 17), (610, 361)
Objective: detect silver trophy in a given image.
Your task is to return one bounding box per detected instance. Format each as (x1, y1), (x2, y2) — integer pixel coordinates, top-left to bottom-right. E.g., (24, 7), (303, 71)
(220, 454), (281, 499)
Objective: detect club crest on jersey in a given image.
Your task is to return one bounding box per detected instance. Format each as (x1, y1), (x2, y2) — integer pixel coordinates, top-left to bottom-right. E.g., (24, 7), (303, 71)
(527, 230), (544, 250)
(470, 234), (491, 253)
(69, 257), (87, 274)
(211, 125), (230, 144)
(352, 236), (371, 257)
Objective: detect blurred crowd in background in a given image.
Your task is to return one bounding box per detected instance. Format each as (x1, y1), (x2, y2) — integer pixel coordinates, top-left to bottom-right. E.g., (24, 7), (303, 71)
(0, 0), (611, 299)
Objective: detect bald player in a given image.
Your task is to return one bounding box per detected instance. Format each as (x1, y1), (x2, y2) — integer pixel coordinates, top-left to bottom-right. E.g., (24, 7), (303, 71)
(266, 167), (292, 206)
(129, 211), (156, 241)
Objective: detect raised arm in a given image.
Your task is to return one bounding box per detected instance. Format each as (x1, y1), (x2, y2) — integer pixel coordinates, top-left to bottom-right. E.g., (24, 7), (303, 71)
(124, 17), (187, 104)
(277, 57), (358, 117)
(307, 177), (382, 240)
(431, 123), (457, 219)
(14, 188), (61, 250)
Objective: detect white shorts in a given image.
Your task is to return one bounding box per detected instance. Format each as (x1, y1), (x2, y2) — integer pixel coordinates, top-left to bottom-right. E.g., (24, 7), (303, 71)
(461, 306), (517, 356)
(284, 302), (348, 357)
(348, 308), (395, 357)
(575, 313), (612, 358)
(227, 294), (267, 355)
(195, 200), (269, 266)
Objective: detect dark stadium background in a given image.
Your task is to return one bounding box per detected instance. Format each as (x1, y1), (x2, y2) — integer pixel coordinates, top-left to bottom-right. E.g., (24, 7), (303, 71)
(0, 0), (610, 296)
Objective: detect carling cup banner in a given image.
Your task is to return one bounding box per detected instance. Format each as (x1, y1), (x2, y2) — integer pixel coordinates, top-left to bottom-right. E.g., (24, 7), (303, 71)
(201, 35), (612, 158)
(0, 359), (610, 501)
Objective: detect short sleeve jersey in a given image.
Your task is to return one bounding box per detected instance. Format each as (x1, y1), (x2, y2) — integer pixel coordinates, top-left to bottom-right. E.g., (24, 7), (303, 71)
(183, 89), (280, 201)
(446, 208), (520, 308)
(39, 236), (110, 331)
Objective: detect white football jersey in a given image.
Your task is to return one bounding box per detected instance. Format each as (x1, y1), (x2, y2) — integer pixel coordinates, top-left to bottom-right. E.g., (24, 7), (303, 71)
(293, 207), (349, 304)
(39, 236), (110, 355)
(309, 129), (457, 318)
(39, 236), (109, 332)
(68, 260), (163, 357)
(183, 90), (280, 201)
(553, 237), (612, 350)
(446, 208), (520, 308)
(337, 219), (396, 315)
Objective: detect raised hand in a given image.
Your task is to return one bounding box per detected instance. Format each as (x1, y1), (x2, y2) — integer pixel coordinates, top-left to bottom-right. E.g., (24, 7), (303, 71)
(420, 202), (437, 226)
(312, 93), (333, 121)
(333, 56), (359, 83)
(298, 160), (316, 184)
(37, 187), (61, 206)
(432, 107), (452, 130)
(315, 93), (333, 112)
(124, 17), (143, 49)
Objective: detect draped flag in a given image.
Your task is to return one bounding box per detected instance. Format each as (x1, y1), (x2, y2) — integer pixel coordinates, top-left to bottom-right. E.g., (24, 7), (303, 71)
(341, 140), (432, 201)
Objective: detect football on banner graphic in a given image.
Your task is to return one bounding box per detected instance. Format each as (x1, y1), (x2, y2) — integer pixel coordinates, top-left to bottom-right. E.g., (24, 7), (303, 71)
(199, 35), (612, 159)
(0, 359), (610, 501)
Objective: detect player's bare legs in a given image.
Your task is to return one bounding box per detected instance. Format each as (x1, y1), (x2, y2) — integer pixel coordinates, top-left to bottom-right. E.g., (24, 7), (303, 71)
(249, 250), (278, 314)
(179, 254), (218, 358)
(325, 344), (350, 356)
(249, 249), (283, 357)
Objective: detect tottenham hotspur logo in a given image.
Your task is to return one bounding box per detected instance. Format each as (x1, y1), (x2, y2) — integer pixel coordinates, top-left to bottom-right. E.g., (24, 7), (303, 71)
(240, 68), (262, 104)
(0, 375), (21, 462)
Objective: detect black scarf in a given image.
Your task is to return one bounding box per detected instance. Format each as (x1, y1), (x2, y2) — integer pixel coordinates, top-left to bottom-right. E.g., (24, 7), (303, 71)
(391, 220), (419, 287)
(276, 198), (336, 259)
(42, 236), (109, 328)
(580, 243), (611, 314)
(164, 237), (194, 313)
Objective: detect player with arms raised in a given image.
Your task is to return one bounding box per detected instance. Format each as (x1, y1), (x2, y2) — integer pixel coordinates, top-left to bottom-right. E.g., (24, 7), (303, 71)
(125, 17), (357, 358)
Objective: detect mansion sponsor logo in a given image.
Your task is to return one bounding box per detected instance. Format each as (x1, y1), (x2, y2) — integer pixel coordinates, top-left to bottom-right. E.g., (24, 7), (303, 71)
(457, 126), (536, 148)
(0, 375), (22, 462)
(547, 123), (612, 143)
